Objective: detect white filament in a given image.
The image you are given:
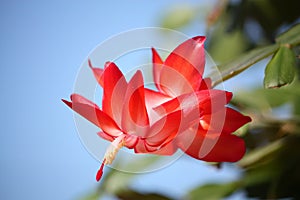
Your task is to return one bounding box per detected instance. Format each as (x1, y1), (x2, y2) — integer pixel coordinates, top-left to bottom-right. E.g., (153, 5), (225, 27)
(104, 135), (125, 165)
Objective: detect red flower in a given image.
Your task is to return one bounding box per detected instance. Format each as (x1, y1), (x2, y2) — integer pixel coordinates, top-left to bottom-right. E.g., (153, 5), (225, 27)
(62, 36), (251, 181)
(62, 61), (200, 181)
(151, 36), (251, 162)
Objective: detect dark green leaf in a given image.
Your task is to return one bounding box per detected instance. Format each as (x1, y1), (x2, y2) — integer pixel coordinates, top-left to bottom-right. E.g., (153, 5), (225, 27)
(264, 45), (296, 88)
(276, 23), (300, 46)
(209, 44), (279, 87)
(187, 182), (239, 200)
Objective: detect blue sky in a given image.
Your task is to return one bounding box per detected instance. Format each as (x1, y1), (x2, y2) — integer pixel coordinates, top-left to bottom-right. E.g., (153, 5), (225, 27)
(0, 1), (253, 199)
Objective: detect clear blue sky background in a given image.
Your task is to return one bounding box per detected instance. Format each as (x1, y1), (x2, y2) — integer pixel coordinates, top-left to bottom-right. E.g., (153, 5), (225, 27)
(0, 1), (256, 199)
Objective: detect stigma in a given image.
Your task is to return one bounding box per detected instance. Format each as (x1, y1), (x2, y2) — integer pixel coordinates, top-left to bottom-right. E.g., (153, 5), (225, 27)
(96, 135), (125, 181)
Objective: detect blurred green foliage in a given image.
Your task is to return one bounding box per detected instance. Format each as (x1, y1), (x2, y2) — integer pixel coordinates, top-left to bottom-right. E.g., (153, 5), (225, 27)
(160, 4), (197, 30)
(161, 0), (300, 199)
(187, 182), (239, 200)
(81, 1), (300, 199)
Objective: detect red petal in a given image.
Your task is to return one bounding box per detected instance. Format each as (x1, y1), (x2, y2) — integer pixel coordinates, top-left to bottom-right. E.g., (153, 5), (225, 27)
(146, 103), (201, 147)
(199, 78), (212, 90)
(62, 94), (122, 137)
(102, 62), (127, 125)
(152, 141), (177, 155)
(152, 95), (181, 116)
(134, 139), (178, 156)
(151, 48), (164, 92)
(124, 134), (139, 149)
(145, 140), (178, 156)
(88, 59), (104, 87)
(199, 107), (251, 133)
(121, 70), (149, 136)
(133, 138), (148, 153)
(146, 110), (182, 146)
(160, 36), (206, 96)
(222, 108), (252, 133)
(97, 131), (114, 142)
(176, 126), (246, 162)
(144, 88), (171, 109)
(199, 90), (232, 114)
(200, 134), (246, 162)
(144, 88), (172, 124)
(154, 90), (232, 116)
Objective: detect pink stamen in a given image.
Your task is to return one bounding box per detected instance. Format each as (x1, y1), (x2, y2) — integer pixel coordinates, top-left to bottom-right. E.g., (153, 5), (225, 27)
(96, 159), (106, 182)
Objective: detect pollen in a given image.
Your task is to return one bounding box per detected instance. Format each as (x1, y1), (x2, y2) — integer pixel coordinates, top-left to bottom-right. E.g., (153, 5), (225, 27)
(104, 135), (125, 165)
